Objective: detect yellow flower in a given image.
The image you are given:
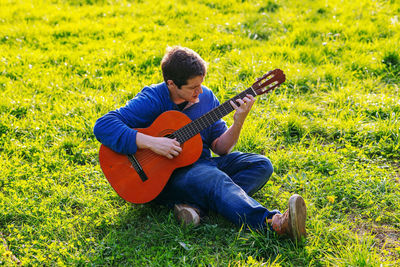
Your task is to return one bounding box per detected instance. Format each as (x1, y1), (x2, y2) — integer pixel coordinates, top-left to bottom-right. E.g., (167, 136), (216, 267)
(247, 256), (256, 265)
(327, 195), (336, 204)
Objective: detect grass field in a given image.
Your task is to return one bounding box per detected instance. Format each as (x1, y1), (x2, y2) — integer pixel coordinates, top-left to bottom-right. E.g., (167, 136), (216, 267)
(0, 0), (399, 265)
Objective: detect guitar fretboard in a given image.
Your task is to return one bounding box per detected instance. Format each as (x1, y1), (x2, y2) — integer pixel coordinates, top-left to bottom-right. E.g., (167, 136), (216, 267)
(172, 86), (257, 143)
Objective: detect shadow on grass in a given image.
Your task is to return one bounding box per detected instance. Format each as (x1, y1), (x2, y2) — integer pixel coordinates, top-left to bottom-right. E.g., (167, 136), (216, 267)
(89, 203), (316, 266)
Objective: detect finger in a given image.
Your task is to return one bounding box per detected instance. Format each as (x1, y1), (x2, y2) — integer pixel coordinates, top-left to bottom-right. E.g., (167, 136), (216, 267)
(247, 95), (255, 105)
(170, 150), (180, 157)
(241, 97), (250, 104)
(242, 95), (255, 107)
(247, 94), (255, 101)
(245, 94), (255, 102)
(236, 99), (245, 106)
(230, 100), (239, 109)
(243, 98), (254, 108)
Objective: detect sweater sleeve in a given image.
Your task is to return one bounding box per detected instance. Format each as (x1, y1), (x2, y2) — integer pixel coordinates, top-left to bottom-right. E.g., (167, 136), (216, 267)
(93, 86), (164, 154)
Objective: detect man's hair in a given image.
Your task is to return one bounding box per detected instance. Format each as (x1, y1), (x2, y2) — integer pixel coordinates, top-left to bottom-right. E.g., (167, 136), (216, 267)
(161, 46), (207, 88)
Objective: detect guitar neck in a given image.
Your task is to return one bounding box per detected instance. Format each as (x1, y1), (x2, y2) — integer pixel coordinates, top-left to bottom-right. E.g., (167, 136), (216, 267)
(173, 86), (257, 143)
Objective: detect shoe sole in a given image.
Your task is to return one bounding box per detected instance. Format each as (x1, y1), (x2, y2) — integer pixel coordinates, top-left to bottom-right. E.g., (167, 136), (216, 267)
(174, 204), (200, 226)
(288, 194), (307, 241)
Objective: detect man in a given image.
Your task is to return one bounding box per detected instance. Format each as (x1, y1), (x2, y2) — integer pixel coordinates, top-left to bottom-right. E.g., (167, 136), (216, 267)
(93, 46), (306, 241)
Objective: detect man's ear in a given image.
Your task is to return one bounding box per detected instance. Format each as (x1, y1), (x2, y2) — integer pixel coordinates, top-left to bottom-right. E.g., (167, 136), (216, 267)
(167, 80), (175, 87)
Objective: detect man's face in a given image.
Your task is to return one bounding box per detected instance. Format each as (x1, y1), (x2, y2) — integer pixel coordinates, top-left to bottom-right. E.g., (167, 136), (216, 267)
(176, 75), (204, 103)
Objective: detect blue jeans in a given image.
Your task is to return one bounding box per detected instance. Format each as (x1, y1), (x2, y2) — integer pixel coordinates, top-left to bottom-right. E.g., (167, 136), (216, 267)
(155, 152), (279, 230)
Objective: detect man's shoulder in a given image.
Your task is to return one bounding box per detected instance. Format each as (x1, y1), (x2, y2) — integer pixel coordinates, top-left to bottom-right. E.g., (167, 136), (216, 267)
(200, 85), (217, 99)
(199, 85), (219, 104)
(141, 82), (168, 94)
(132, 82), (169, 101)
(201, 84), (212, 93)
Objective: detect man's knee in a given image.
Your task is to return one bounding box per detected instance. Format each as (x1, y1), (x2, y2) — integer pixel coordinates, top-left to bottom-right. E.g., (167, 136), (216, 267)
(254, 155), (274, 179)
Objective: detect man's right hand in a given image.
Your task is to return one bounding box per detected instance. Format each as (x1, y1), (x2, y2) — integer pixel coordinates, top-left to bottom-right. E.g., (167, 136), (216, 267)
(136, 132), (182, 159)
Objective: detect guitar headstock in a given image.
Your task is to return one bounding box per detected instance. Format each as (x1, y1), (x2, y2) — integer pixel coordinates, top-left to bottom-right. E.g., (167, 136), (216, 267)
(251, 69), (286, 95)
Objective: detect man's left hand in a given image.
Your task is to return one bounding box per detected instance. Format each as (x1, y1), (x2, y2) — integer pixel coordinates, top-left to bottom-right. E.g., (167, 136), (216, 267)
(230, 94), (255, 125)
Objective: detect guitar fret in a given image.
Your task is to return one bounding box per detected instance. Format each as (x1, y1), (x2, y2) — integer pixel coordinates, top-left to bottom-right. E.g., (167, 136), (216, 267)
(182, 125), (191, 142)
(217, 108), (223, 119)
(176, 132), (184, 144)
(194, 121), (201, 132)
(191, 124), (197, 135)
(200, 116), (208, 128)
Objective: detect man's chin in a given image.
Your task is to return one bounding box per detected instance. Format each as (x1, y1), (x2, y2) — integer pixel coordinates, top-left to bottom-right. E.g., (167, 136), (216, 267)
(189, 98), (200, 104)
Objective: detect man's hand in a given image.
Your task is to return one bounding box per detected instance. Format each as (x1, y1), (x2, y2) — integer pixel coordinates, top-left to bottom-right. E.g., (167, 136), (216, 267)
(136, 133), (182, 159)
(149, 137), (182, 159)
(230, 94), (256, 125)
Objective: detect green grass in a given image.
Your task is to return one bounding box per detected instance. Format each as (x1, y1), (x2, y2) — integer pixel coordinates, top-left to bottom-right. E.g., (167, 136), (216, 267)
(1, 0), (399, 265)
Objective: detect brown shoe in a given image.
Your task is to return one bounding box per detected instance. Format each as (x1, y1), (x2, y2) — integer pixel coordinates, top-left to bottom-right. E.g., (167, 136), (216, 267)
(270, 194), (306, 241)
(174, 204), (200, 226)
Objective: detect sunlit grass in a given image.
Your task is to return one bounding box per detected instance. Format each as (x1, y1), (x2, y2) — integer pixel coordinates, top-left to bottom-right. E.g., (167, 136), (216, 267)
(0, 0), (399, 265)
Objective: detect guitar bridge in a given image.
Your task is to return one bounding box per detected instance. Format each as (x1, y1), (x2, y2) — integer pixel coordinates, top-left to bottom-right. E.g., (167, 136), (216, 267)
(127, 154), (148, 182)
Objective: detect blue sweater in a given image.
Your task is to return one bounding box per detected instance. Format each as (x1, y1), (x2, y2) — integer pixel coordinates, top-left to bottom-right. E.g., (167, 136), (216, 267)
(93, 82), (228, 158)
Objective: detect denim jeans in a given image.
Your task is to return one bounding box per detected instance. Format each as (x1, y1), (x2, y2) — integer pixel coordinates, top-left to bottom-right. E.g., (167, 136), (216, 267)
(155, 151), (280, 230)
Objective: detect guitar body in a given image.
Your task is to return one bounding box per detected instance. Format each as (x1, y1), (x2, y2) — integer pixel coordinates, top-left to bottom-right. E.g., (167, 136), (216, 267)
(99, 110), (203, 204)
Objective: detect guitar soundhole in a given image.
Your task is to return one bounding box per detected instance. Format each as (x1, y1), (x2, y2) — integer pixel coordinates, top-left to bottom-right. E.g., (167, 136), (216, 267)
(163, 133), (183, 148)
(159, 129), (175, 138)
(164, 133), (177, 140)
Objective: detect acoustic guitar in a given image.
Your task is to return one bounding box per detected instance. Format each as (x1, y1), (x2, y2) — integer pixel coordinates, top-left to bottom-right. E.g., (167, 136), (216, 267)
(99, 69), (286, 203)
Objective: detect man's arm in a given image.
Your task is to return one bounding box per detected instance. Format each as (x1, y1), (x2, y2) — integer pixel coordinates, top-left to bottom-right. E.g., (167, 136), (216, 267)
(94, 86), (174, 156)
(211, 94), (255, 155)
(93, 111), (139, 155)
(94, 112), (182, 158)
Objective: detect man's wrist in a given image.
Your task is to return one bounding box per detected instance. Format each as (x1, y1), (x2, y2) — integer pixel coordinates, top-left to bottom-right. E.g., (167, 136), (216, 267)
(136, 132), (154, 150)
(232, 120), (245, 129)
